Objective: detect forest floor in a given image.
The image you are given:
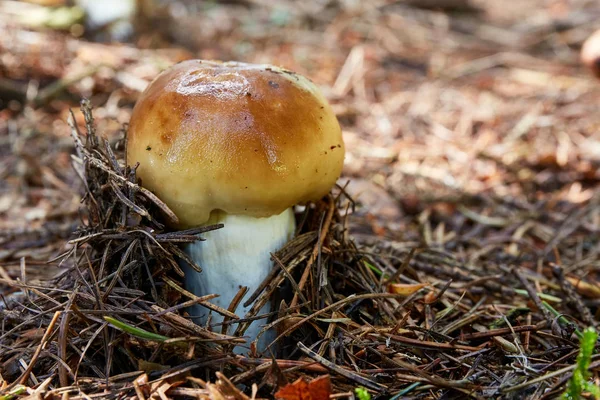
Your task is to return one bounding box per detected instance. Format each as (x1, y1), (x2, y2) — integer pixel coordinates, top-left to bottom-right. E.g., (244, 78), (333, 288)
(1, 0), (600, 399)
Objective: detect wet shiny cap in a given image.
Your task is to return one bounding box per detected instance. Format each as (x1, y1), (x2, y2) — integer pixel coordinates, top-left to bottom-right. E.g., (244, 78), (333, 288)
(127, 60), (345, 227)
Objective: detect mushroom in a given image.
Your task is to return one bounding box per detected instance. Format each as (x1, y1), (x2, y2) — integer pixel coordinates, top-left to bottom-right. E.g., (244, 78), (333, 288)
(127, 60), (345, 353)
(581, 30), (600, 78)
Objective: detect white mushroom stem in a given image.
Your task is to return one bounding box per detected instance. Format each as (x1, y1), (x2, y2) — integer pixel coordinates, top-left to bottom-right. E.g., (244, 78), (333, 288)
(182, 209), (295, 354)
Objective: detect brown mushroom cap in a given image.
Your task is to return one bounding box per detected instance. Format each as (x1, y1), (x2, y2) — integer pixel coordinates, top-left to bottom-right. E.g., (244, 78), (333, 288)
(581, 30), (600, 78)
(127, 60), (345, 228)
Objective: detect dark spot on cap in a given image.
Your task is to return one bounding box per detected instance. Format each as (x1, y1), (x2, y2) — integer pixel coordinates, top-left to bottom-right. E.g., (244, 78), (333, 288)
(246, 92), (252, 97)
(330, 145), (336, 150)
(268, 81), (280, 89)
(146, 146), (152, 151)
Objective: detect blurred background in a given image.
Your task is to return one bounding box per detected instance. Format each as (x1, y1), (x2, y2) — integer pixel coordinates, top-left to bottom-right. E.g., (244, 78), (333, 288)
(1, 0), (600, 266)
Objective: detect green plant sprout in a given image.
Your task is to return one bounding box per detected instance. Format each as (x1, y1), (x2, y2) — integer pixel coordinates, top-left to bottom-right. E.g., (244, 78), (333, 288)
(0, 385), (26, 400)
(562, 327), (600, 400)
(355, 387), (372, 400)
(104, 316), (169, 342)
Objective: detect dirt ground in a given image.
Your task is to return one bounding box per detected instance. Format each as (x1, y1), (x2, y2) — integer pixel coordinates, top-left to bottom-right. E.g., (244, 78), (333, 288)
(1, 0), (600, 399)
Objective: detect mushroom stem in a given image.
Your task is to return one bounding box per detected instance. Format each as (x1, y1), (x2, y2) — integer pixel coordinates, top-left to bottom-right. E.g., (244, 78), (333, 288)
(183, 208), (295, 354)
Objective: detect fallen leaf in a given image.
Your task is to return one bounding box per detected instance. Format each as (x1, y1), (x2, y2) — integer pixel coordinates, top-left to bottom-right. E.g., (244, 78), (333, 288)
(387, 283), (428, 296)
(423, 290), (437, 304)
(275, 375), (331, 400)
(566, 277), (600, 298)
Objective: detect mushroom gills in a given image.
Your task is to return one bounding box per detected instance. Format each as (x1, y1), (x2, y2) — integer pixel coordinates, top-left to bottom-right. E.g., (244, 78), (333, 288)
(182, 208), (295, 354)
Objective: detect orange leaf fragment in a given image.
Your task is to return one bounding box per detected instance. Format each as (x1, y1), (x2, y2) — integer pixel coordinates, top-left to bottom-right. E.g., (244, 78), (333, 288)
(566, 277), (600, 298)
(387, 282), (428, 296)
(275, 375), (331, 400)
(423, 290), (438, 304)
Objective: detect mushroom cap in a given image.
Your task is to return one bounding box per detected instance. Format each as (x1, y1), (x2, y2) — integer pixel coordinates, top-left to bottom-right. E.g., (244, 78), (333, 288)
(581, 30), (600, 78)
(127, 60), (345, 228)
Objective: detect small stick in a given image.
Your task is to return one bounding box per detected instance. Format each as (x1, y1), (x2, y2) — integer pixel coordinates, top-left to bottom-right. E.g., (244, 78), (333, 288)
(162, 277), (238, 319)
(386, 333), (482, 352)
(503, 358), (600, 393)
(58, 291), (77, 387)
(235, 356), (329, 373)
(267, 292), (424, 351)
(459, 324), (542, 341)
(291, 196), (335, 309)
(298, 342), (387, 392)
(513, 267), (553, 326)
(551, 263), (596, 327)
(222, 287), (248, 336)
(19, 311), (61, 385)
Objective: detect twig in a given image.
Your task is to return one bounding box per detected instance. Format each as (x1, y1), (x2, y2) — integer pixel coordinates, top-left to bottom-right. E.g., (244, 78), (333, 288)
(291, 196), (335, 309)
(19, 311), (61, 385)
(298, 342), (387, 392)
(513, 267), (553, 326)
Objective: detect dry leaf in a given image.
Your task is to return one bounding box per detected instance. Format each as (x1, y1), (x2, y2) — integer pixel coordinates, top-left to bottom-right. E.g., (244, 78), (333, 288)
(387, 283), (428, 296)
(133, 373), (149, 398)
(275, 375), (331, 400)
(423, 290), (437, 304)
(566, 277), (600, 298)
